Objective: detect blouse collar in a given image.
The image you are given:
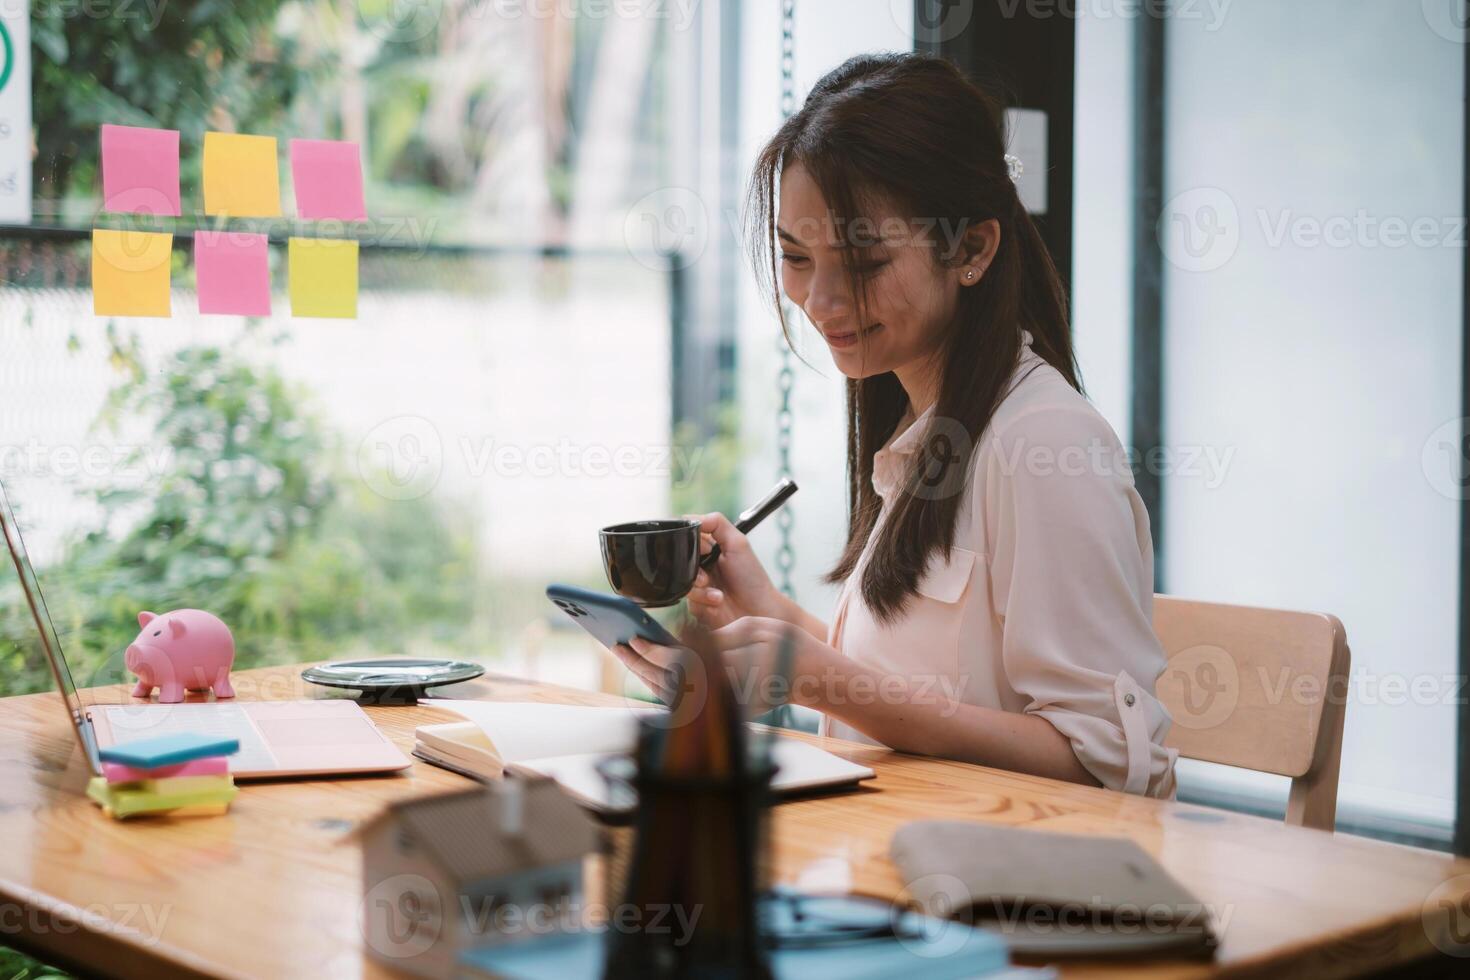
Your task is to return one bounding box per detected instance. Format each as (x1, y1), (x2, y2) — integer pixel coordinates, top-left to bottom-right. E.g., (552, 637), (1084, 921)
(870, 329), (1035, 500)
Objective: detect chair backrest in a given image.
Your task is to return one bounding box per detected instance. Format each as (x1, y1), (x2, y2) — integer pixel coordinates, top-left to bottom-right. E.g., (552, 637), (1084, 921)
(1152, 595), (1350, 831)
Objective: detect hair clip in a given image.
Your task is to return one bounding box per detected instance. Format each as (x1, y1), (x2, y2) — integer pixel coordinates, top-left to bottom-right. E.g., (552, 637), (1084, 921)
(1004, 153), (1024, 183)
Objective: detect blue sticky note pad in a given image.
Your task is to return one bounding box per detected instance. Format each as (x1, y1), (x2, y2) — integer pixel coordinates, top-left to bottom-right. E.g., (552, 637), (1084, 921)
(98, 733), (240, 768)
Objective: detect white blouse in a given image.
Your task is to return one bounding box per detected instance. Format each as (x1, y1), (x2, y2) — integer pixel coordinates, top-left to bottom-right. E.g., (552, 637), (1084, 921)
(823, 334), (1179, 798)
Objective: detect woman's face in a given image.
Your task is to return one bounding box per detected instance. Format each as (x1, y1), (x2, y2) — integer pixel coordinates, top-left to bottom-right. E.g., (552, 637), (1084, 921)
(777, 163), (960, 384)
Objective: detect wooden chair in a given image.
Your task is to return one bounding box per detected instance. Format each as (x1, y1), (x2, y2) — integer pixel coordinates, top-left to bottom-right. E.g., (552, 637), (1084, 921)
(1152, 595), (1351, 832)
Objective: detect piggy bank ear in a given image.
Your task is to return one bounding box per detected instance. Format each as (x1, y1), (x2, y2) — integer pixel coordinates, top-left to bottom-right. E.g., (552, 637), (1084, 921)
(168, 618), (187, 639)
(138, 611), (157, 628)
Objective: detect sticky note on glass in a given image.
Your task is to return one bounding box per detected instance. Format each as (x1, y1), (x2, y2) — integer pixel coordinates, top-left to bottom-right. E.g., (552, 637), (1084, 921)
(92, 229), (173, 317)
(202, 132), (282, 217)
(195, 230), (272, 316)
(290, 139), (366, 221)
(289, 237), (358, 318)
(100, 124), (181, 216)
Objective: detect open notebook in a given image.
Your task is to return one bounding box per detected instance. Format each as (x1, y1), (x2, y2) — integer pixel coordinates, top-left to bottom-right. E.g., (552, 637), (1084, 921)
(414, 699), (875, 815)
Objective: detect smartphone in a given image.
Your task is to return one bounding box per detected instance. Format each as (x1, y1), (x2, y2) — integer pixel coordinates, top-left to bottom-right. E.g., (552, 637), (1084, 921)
(546, 584), (681, 651)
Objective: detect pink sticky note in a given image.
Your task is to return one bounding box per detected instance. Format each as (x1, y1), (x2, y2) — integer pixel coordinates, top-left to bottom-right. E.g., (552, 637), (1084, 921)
(103, 756), (230, 784)
(195, 230), (272, 316)
(290, 139), (367, 221)
(100, 124), (181, 216)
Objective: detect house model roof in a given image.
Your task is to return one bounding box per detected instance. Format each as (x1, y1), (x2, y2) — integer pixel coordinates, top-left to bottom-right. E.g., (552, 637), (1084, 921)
(360, 777), (596, 881)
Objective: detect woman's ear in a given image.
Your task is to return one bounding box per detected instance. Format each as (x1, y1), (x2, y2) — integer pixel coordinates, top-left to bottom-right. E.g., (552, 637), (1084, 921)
(956, 218), (1001, 287)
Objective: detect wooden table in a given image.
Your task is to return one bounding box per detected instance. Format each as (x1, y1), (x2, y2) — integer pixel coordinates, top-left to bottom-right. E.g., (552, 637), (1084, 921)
(1, 664), (1468, 978)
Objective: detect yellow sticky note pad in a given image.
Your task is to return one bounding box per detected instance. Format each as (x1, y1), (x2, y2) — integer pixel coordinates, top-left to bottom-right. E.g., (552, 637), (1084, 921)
(92, 229), (173, 317)
(203, 132), (282, 217)
(289, 237), (358, 318)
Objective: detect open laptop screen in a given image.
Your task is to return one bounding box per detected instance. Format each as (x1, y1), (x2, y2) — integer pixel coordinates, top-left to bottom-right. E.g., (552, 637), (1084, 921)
(0, 477), (100, 773)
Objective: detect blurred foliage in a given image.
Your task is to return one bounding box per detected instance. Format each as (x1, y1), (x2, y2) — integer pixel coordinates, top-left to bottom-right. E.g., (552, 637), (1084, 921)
(31, 0), (314, 204)
(0, 340), (477, 698)
(671, 402), (744, 520)
(0, 946), (67, 980)
(26, 0), (652, 240)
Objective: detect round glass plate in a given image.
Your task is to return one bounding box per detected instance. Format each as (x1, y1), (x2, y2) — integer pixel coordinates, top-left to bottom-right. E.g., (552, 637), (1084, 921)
(301, 658), (484, 698)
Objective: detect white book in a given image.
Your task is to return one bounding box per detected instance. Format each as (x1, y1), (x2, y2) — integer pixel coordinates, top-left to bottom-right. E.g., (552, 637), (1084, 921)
(415, 699), (875, 814)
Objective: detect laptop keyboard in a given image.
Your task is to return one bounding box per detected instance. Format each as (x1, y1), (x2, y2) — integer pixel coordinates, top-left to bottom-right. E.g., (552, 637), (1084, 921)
(95, 702), (278, 772)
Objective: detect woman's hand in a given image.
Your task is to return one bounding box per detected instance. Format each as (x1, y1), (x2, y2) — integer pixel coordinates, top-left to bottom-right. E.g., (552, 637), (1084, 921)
(611, 616), (837, 715)
(685, 513), (789, 630)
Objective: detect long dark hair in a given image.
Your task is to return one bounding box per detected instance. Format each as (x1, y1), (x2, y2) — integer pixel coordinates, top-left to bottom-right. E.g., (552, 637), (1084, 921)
(747, 52), (1080, 623)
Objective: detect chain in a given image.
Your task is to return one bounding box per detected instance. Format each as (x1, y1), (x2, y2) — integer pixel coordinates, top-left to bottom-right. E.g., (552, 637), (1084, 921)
(775, 0), (797, 599)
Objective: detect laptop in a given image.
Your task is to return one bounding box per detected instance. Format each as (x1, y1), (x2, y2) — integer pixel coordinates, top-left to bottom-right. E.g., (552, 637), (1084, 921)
(0, 478), (411, 779)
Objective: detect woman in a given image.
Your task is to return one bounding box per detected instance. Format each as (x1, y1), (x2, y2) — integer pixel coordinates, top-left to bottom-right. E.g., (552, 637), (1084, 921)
(614, 52), (1177, 797)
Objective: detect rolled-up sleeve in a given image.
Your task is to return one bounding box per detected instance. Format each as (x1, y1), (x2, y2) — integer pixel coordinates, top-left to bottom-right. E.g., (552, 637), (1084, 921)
(981, 405), (1178, 798)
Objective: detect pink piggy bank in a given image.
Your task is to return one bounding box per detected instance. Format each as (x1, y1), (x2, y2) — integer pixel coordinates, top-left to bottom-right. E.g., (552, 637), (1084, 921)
(126, 610), (236, 704)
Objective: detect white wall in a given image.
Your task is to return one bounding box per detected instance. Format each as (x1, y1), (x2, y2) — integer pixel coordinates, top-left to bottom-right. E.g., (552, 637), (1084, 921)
(1159, 2), (1463, 821)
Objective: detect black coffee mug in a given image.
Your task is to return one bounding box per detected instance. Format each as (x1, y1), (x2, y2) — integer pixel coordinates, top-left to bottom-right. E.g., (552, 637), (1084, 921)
(600, 519), (702, 608)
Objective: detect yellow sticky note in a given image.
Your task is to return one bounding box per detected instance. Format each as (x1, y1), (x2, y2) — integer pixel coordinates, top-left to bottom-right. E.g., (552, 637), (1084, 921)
(202, 132), (282, 217)
(288, 237), (358, 318)
(92, 229), (173, 317)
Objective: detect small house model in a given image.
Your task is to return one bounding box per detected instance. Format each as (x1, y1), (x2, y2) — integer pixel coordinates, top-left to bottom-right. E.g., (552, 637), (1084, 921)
(359, 776), (597, 978)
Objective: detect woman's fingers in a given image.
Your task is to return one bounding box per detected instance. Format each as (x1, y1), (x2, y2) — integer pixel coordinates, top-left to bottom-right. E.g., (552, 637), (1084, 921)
(611, 643), (675, 703)
(707, 617), (764, 649)
(683, 519), (720, 561)
(629, 635), (684, 670)
(699, 512), (748, 556)
(687, 585), (724, 607)
(687, 603), (725, 629)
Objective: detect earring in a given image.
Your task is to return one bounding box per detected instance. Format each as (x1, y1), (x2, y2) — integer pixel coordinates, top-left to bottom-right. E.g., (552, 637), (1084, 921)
(965, 270), (977, 281)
